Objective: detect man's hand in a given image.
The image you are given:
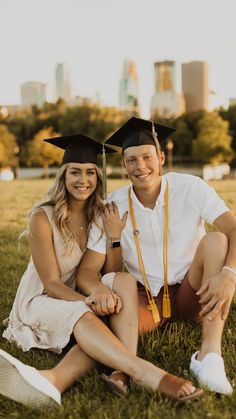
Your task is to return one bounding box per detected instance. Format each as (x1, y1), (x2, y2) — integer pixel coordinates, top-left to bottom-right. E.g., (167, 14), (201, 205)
(85, 283), (122, 316)
(102, 201), (128, 241)
(197, 271), (236, 321)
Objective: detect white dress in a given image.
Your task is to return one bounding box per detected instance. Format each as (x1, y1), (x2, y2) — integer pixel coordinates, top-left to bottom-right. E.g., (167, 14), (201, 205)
(3, 206), (92, 353)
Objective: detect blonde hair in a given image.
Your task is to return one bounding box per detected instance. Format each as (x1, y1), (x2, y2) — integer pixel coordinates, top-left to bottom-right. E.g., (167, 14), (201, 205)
(28, 163), (104, 253)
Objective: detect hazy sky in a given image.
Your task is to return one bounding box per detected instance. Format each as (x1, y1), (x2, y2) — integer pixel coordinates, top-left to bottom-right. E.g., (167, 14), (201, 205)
(1, 0), (236, 116)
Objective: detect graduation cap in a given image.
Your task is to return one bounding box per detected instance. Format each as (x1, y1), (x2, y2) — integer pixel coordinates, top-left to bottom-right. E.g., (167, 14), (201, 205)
(105, 117), (176, 151)
(44, 133), (116, 199)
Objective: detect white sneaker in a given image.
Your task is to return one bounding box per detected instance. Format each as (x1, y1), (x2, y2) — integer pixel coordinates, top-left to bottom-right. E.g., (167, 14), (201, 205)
(190, 351), (233, 395)
(0, 349), (61, 408)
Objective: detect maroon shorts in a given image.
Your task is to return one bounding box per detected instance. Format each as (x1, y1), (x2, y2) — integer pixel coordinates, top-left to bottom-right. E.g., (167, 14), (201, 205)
(138, 272), (201, 334)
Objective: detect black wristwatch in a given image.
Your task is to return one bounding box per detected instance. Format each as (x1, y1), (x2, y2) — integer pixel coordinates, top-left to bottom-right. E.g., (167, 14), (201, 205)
(107, 238), (121, 248)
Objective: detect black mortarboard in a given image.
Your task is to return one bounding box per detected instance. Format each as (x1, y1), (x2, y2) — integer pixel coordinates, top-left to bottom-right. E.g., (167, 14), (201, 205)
(44, 133), (115, 165)
(105, 117), (176, 151)
(44, 133), (116, 199)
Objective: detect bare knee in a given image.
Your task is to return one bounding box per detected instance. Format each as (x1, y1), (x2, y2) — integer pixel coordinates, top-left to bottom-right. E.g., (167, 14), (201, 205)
(113, 272), (137, 295)
(73, 312), (97, 333)
(202, 232), (228, 261)
(189, 232), (228, 289)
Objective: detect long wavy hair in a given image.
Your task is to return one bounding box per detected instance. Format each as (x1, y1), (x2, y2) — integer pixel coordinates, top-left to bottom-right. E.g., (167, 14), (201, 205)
(28, 163), (104, 254)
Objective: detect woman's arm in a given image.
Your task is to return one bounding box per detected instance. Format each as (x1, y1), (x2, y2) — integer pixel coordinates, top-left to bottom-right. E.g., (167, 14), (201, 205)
(76, 249), (121, 315)
(29, 209), (85, 302)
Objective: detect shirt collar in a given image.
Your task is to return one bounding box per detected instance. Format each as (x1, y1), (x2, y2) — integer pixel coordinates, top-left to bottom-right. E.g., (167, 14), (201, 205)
(130, 175), (167, 210)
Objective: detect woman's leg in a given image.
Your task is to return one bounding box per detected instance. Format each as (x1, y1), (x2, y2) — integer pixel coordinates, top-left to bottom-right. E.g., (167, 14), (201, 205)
(41, 273), (138, 394)
(1, 311), (201, 405)
(40, 344), (95, 393)
(103, 272), (139, 390)
(72, 312), (196, 396)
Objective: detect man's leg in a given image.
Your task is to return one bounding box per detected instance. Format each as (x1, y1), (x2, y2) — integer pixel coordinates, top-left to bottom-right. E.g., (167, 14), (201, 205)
(110, 272), (139, 355)
(100, 272), (139, 393)
(187, 232), (233, 394)
(188, 232), (227, 357)
(137, 284), (162, 334)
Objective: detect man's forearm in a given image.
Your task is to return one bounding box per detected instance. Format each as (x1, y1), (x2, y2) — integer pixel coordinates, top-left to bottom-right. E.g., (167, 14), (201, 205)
(76, 268), (101, 295)
(102, 246), (123, 274)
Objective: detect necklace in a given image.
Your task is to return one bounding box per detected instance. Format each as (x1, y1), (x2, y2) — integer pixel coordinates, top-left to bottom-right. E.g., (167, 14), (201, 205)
(70, 215), (87, 231)
(128, 179), (171, 323)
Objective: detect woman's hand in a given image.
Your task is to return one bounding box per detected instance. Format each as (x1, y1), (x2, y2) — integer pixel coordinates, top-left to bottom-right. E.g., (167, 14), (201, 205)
(102, 201), (128, 241)
(85, 284), (122, 315)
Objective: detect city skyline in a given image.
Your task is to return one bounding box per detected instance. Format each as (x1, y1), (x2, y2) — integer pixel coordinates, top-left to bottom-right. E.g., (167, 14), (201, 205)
(1, 0), (236, 117)
(16, 59), (207, 117)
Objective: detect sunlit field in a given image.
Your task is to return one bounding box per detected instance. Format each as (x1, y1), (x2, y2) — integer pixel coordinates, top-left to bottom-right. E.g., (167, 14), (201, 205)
(0, 178), (235, 419)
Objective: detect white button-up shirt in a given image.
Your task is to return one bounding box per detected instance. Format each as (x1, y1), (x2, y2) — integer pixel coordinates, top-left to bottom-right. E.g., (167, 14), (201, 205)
(87, 173), (229, 296)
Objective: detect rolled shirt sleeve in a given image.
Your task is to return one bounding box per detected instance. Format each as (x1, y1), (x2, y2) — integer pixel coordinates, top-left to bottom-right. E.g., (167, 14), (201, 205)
(87, 218), (107, 255)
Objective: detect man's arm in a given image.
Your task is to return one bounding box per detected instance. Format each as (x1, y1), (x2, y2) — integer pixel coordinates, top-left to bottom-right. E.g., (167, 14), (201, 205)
(76, 249), (122, 316)
(197, 211), (236, 320)
(102, 246), (123, 274)
(101, 201), (127, 274)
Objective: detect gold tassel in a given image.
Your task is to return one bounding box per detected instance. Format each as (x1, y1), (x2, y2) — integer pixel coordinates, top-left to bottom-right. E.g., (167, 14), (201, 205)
(148, 301), (160, 323)
(162, 294), (171, 318)
(102, 143), (107, 200)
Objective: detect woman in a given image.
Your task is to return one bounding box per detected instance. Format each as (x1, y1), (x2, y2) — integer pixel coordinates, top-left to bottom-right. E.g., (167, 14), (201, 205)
(1, 134), (203, 408)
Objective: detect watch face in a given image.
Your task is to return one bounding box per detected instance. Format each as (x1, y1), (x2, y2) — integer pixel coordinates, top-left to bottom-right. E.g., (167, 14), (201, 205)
(112, 241), (121, 248)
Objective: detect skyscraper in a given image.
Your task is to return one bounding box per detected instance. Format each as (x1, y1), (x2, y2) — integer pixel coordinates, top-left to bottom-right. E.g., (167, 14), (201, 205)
(119, 59), (139, 111)
(182, 61), (208, 112)
(151, 61), (185, 118)
(21, 82), (47, 108)
(55, 63), (71, 102)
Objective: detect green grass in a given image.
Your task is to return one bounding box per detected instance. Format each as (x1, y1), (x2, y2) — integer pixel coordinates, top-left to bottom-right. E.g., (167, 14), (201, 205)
(0, 178), (236, 418)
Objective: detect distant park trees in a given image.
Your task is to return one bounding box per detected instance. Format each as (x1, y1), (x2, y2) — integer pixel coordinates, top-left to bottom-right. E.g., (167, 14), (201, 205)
(23, 127), (62, 178)
(0, 101), (235, 176)
(192, 112), (233, 165)
(160, 109), (235, 166)
(0, 124), (18, 169)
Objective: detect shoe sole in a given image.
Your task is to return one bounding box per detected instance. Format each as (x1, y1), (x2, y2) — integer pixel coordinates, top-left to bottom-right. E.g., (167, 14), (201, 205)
(0, 354), (58, 408)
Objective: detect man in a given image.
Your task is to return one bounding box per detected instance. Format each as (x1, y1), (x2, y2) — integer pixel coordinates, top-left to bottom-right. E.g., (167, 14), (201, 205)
(77, 117), (236, 395)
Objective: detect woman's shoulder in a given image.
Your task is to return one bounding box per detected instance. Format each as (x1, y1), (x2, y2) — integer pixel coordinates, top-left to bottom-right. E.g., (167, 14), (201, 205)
(29, 206), (53, 235)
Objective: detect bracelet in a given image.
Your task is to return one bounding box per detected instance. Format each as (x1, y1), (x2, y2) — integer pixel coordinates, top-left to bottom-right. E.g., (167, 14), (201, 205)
(222, 266), (236, 276)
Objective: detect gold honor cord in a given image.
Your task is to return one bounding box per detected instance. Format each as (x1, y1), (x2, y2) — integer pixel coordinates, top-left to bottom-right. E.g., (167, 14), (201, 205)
(128, 181), (171, 322)
(102, 144), (107, 200)
(162, 180), (171, 318)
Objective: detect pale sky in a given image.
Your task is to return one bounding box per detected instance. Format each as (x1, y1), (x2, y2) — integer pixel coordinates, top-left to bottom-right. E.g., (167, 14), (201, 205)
(1, 0), (236, 116)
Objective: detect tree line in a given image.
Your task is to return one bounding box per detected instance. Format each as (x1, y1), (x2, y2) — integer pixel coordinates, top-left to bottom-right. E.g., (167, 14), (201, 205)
(0, 99), (236, 177)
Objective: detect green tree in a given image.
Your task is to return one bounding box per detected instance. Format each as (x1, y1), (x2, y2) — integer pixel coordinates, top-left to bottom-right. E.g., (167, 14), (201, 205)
(219, 105), (236, 166)
(172, 118), (193, 159)
(25, 127), (63, 177)
(0, 124), (18, 168)
(0, 141), (4, 162)
(192, 112), (233, 165)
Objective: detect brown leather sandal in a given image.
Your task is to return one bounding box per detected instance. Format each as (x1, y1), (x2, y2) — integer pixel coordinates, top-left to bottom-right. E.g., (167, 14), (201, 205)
(101, 371), (129, 396)
(158, 373), (204, 401)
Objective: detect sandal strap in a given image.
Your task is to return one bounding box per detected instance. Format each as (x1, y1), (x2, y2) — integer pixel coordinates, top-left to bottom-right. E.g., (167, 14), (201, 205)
(101, 373), (128, 396)
(159, 373), (193, 400)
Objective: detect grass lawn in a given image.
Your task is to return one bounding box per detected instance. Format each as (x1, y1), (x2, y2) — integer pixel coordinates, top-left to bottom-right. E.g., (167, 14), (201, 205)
(0, 178), (235, 419)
